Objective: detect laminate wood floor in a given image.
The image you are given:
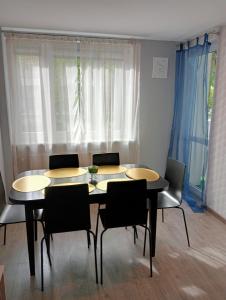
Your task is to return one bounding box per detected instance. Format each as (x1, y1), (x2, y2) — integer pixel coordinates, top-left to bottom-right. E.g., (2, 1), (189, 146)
(1, 203), (226, 300)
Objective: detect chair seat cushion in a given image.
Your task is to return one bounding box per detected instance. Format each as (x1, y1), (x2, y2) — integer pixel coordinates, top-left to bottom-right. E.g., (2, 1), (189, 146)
(157, 190), (181, 209)
(0, 205), (43, 224)
(0, 204), (25, 224)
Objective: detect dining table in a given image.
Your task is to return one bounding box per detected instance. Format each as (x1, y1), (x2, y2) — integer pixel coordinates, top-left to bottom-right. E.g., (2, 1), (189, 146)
(9, 164), (168, 276)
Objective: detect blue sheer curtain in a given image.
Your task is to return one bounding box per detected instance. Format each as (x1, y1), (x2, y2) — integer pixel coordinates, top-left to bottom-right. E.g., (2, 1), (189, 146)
(169, 34), (210, 211)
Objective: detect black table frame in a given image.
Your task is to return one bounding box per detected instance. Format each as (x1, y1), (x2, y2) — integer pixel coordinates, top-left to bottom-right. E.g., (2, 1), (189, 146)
(9, 164), (168, 276)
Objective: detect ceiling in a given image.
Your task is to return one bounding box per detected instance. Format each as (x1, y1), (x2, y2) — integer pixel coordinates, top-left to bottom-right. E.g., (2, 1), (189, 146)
(0, 0), (226, 41)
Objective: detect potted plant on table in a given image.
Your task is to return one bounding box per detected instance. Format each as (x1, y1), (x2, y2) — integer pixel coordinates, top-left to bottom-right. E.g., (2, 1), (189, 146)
(88, 165), (98, 184)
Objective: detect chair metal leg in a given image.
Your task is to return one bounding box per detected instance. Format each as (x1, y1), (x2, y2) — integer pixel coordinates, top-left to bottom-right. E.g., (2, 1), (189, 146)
(34, 220), (38, 241)
(135, 226), (138, 239)
(40, 221), (53, 241)
(143, 227), (147, 256)
(40, 220), (45, 232)
(44, 234), (52, 266)
(41, 233), (52, 291)
(41, 237), (45, 291)
(133, 226), (138, 244)
(87, 231), (91, 249)
(148, 227), (152, 277)
(95, 205), (100, 240)
(140, 224), (152, 277)
(89, 230), (98, 284)
(100, 229), (107, 285)
(100, 226), (151, 283)
(3, 225), (6, 245)
(177, 207), (190, 247)
(162, 209), (164, 222)
(134, 226), (138, 241)
(133, 226), (136, 244)
(143, 219), (148, 256)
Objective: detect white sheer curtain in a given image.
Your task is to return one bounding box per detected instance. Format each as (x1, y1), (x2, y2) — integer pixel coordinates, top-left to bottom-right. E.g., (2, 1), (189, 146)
(206, 26), (226, 218)
(4, 33), (140, 175)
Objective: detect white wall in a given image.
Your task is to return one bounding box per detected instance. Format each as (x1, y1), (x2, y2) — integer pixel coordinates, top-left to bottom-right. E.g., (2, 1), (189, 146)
(139, 40), (176, 176)
(206, 26), (226, 219)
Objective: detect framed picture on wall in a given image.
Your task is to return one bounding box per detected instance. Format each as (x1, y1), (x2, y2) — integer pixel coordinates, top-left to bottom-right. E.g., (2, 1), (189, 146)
(152, 57), (168, 79)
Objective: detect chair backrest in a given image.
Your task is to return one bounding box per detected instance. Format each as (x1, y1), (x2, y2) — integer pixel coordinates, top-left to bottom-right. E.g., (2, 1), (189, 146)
(165, 158), (185, 203)
(49, 154), (79, 169)
(92, 152), (120, 166)
(43, 184), (90, 234)
(0, 173), (6, 214)
(105, 179), (147, 227)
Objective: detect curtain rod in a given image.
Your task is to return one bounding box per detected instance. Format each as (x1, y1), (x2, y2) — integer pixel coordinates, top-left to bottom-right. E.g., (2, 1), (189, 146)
(176, 31), (219, 48)
(1, 26), (153, 41)
(182, 30), (219, 44)
(1, 26), (220, 43)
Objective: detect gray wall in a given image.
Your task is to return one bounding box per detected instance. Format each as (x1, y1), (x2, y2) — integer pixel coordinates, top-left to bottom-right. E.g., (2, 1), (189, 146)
(139, 40), (176, 176)
(0, 128), (5, 181)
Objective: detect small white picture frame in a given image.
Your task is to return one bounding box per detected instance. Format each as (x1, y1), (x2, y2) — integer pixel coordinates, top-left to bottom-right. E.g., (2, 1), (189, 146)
(152, 57), (168, 79)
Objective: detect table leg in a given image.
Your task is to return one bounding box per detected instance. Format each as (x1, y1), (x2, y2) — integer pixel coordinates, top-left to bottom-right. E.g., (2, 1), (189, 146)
(149, 191), (158, 257)
(25, 206), (35, 276)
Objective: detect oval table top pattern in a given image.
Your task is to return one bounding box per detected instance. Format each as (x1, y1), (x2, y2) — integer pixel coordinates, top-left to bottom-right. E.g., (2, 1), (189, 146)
(12, 175), (51, 192)
(96, 178), (132, 191)
(44, 167), (87, 178)
(96, 165), (127, 175)
(126, 168), (160, 182)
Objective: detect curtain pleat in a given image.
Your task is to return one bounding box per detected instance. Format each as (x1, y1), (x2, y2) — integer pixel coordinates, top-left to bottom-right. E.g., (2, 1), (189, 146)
(4, 34), (140, 174)
(168, 34), (210, 210)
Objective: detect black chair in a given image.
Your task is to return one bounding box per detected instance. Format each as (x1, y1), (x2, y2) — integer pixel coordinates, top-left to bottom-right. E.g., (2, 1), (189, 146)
(93, 152), (138, 241)
(49, 154), (79, 169)
(49, 153), (91, 246)
(41, 184), (98, 291)
(144, 158), (190, 255)
(95, 179), (152, 284)
(92, 152), (120, 166)
(160, 158), (190, 245)
(93, 152), (131, 237)
(0, 172), (42, 244)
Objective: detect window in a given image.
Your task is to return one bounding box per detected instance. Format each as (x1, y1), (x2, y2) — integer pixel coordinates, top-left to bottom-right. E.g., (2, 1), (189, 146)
(190, 51), (217, 191)
(4, 33), (141, 172)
